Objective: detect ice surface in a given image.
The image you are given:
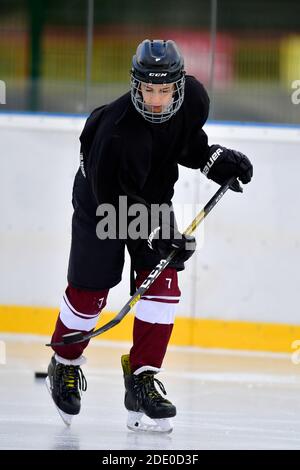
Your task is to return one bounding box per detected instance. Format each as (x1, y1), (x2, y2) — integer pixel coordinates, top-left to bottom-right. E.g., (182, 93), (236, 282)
(0, 335), (300, 450)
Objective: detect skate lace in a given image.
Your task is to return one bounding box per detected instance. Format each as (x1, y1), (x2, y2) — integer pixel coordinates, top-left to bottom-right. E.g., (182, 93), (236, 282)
(57, 364), (87, 397)
(136, 372), (167, 403)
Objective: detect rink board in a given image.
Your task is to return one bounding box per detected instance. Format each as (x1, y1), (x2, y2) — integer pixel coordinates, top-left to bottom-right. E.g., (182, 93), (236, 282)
(1, 113), (300, 353)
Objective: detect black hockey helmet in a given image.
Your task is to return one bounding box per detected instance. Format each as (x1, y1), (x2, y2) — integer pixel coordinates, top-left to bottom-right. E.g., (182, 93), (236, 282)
(132, 39), (184, 84)
(131, 39), (186, 123)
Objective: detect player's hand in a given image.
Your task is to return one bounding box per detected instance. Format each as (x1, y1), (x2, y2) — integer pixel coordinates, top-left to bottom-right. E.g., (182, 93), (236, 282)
(148, 225), (196, 263)
(202, 145), (253, 192)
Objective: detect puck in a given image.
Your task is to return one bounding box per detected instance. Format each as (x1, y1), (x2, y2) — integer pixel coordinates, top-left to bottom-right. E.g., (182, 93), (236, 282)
(34, 371), (48, 379)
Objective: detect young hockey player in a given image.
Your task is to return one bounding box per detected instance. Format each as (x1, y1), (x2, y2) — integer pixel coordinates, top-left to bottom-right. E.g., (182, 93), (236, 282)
(46, 39), (253, 432)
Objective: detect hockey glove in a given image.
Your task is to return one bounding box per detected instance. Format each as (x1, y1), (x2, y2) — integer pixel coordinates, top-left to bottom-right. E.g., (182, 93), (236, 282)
(202, 145), (253, 192)
(148, 224), (196, 264)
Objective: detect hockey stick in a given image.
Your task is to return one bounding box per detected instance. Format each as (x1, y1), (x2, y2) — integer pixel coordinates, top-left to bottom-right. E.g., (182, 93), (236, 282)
(47, 176), (240, 347)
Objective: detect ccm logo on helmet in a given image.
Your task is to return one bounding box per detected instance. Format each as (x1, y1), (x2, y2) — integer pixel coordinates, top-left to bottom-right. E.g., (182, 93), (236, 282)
(149, 72), (168, 77)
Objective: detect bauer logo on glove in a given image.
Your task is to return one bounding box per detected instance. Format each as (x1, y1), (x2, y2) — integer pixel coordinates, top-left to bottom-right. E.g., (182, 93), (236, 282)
(202, 145), (253, 191)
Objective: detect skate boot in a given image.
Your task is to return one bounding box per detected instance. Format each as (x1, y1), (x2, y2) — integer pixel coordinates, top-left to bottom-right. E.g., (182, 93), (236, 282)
(45, 354), (87, 426)
(121, 354), (176, 433)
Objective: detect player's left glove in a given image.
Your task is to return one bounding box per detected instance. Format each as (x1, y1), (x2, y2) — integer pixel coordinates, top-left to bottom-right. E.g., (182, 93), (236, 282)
(202, 145), (253, 192)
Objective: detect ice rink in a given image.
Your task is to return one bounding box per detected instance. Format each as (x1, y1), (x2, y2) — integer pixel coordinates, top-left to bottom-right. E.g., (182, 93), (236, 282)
(0, 334), (300, 450)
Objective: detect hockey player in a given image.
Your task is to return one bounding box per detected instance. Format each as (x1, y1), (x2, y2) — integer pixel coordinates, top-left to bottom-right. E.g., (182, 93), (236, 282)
(46, 39), (253, 432)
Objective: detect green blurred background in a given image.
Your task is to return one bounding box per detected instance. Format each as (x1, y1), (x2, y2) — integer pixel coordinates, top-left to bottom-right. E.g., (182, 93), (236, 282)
(0, 0), (299, 123)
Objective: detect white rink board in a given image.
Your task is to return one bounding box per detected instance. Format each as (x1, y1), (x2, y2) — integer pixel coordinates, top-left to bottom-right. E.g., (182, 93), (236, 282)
(0, 113), (300, 324)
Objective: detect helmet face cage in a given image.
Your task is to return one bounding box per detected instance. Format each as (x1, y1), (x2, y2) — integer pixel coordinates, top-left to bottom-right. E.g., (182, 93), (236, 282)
(130, 74), (185, 124)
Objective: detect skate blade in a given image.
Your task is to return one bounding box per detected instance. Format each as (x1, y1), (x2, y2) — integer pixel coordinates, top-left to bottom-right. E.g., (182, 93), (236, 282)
(127, 411), (173, 434)
(45, 377), (73, 426)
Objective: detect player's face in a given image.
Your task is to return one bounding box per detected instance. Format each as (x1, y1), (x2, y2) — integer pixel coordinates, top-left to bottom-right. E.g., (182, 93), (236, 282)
(140, 82), (175, 113)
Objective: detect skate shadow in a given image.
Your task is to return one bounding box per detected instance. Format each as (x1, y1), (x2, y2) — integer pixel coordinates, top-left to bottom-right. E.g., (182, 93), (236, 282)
(125, 430), (172, 450)
(51, 427), (81, 450)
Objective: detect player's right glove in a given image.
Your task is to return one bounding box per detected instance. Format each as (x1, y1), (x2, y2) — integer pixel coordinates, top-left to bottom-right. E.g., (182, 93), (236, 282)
(202, 145), (253, 192)
(148, 224), (196, 264)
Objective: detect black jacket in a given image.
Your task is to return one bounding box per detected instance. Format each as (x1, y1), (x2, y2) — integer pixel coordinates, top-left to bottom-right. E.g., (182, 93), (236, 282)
(80, 75), (210, 209)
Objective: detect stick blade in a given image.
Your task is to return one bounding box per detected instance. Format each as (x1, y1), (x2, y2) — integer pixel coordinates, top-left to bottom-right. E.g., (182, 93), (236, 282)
(45, 331), (85, 347)
(62, 332), (85, 344)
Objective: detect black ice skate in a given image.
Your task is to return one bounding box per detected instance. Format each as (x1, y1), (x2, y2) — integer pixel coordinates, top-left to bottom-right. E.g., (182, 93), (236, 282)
(121, 354), (176, 433)
(45, 354), (87, 426)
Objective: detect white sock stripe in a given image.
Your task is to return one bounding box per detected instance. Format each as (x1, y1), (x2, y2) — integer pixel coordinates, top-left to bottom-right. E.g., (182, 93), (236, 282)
(63, 294), (86, 316)
(141, 295), (181, 301)
(60, 297), (100, 332)
(55, 354), (86, 366)
(141, 298), (179, 304)
(135, 299), (177, 325)
(63, 295), (99, 319)
(134, 365), (161, 375)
